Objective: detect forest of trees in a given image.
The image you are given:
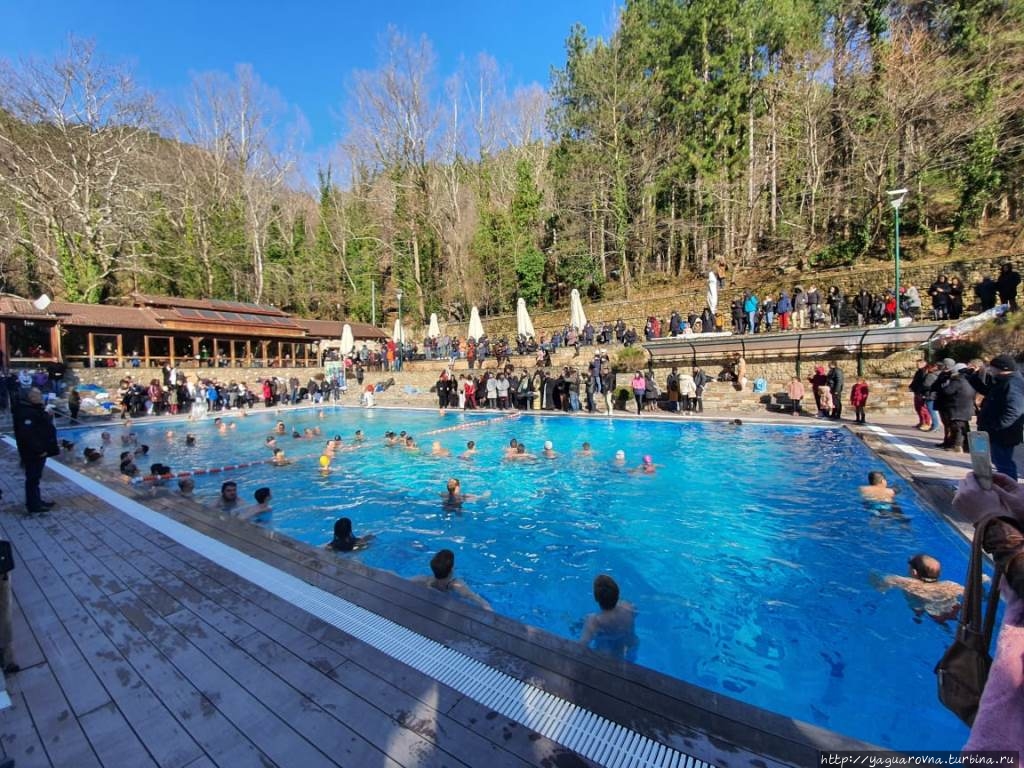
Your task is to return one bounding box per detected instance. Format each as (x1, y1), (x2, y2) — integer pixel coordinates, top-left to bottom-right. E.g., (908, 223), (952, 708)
(1, 0), (1021, 327)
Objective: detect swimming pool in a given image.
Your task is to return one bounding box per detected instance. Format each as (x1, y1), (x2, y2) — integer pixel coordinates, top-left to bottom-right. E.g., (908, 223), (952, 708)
(64, 407), (972, 749)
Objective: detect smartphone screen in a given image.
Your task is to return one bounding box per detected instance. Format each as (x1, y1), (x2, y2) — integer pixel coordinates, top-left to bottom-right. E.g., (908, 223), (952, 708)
(968, 431), (993, 490)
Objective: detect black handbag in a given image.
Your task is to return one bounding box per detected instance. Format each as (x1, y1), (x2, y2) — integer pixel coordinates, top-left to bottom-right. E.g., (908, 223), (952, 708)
(934, 515), (1003, 726)
(0, 540), (14, 574)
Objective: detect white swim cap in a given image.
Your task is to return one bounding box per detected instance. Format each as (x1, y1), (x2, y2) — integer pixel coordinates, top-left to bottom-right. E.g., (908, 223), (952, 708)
(544, 440), (553, 451)
(615, 450), (625, 460)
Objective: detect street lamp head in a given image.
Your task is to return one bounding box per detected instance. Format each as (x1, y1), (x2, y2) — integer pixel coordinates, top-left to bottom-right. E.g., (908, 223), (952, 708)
(886, 188), (908, 210)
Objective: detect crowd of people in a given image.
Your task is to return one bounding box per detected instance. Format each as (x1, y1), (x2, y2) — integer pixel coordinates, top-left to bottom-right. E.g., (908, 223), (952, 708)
(712, 264), (1020, 336)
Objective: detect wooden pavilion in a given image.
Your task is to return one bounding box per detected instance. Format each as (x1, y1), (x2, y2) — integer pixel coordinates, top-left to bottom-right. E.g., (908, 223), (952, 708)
(0, 294), (385, 369)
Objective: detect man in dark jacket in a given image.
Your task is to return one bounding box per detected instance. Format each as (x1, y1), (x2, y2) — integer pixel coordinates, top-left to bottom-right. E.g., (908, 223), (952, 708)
(975, 275), (998, 311)
(967, 355), (1024, 479)
(935, 364), (977, 451)
(13, 388), (59, 514)
(826, 363), (845, 419)
(996, 263), (1021, 311)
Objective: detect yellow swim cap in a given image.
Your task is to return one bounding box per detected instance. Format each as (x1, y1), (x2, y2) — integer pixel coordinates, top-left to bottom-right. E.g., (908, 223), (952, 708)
(319, 455), (330, 468)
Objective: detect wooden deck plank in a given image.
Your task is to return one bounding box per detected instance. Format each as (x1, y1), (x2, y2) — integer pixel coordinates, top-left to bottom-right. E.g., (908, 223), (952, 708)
(90, 589), (262, 768)
(109, 593), (338, 768)
(35, 516), (127, 598)
(0, 520), (113, 717)
(8, 514), (208, 768)
(13, 663), (101, 768)
(78, 702), (159, 768)
(162, 609), (412, 768)
(79, 518), (260, 645)
(0, 688), (51, 768)
(232, 632), (485, 768)
(7, 583), (46, 671)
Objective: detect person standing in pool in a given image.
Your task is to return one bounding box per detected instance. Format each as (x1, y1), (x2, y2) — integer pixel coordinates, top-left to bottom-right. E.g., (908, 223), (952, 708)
(237, 487), (273, 521)
(580, 574), (637, 660)
(413, 549), (492, 610)
(440, 478), (489, 510)
(212, 481), (240, 512)
(326, 517), (375, 552)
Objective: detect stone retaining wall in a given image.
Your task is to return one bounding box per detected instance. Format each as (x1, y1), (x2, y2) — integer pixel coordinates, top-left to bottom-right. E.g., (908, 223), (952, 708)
(65, 365), (327, 392)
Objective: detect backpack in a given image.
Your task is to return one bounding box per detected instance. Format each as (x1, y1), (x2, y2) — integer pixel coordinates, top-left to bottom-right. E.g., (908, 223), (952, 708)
(752, 378), (768, 394)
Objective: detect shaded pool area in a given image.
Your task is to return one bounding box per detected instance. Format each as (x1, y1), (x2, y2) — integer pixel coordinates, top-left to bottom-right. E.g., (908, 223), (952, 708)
(65, 407), (972, 749)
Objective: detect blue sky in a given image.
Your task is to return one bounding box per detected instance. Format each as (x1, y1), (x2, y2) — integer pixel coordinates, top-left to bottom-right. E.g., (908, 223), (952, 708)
(1, 1), (619, 151)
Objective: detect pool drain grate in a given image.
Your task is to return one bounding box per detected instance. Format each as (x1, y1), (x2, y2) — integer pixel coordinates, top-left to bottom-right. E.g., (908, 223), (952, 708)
(37, 451), (710, 768)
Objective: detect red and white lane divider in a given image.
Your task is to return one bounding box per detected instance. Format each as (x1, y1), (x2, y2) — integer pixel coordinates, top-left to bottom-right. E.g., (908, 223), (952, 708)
(421, 411), (520, 437)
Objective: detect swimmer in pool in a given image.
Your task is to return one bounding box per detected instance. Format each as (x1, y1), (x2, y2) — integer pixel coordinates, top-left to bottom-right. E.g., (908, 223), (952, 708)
(872, 554), (963, 623)
(271, 448), (293, 466)
(459, 440), (477, 460)
(612, 450), (627, 467)
(859, 471), (895, 504)
(430, 441), (452, 458)
(236, 487), (273, 522)
(542, 441), (557, 459)
(505, 443), (535, 461)
(578, 442), (594, 457)
(439, 478), (490, 510)
(274, 421), (286, 434)
(631, 455), (656, 475)
(412, 549), (491, 610)
(326, 517), (375, 552)
(579, 574), (637, 660)
(503, 438), (519, 458)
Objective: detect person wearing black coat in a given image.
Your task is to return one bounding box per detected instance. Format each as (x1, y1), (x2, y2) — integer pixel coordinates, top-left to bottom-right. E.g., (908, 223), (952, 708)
(12, 387), (59, 514)
(826, 363), (845, 419)
(996, 263), (1021, 311)
(967, 355), (1024, 479)
(975, 275), (998, 311)
(854, 289), (872, 326)
(935, 365), (976, 451)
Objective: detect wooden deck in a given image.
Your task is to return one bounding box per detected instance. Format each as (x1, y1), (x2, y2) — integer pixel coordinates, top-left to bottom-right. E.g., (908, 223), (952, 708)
(0, 437), (874, 768)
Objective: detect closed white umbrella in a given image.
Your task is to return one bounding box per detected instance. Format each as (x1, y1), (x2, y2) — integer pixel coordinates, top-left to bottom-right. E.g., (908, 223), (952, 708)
(569, 289), (587, 331)
(392, 318), (406, 344)
(707, 270), (719, 314)
(468, 305), (485, 341)
(428, 313), (440, 339)
(340, 324), (354, 355)
(516, 298), (535, 338)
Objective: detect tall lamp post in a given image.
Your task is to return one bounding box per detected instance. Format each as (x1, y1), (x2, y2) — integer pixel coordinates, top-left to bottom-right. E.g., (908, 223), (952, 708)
(886, 188), (908, 329)
(396, 289), (403, 372)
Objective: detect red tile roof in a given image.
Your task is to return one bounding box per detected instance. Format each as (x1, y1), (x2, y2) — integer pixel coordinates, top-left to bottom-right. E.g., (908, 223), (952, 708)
(0, 296), (56, 320)
(2, 295), (385, 341)
(296, 318), (388, 340)
(49, 302), (165, 330)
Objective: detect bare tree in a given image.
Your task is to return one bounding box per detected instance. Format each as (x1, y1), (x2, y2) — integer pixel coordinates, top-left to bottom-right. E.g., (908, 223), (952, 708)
(0, 37), (158, 301)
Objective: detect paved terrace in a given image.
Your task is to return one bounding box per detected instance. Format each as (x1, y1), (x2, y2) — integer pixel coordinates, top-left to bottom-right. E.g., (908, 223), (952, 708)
(0, 405), (999, 768)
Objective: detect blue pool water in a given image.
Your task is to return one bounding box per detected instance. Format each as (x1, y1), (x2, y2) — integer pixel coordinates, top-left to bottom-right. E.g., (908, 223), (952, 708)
(64, 407), (972, 749)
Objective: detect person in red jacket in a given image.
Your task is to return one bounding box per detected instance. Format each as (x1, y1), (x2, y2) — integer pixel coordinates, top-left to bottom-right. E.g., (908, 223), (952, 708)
(850, 377), (870, 424)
